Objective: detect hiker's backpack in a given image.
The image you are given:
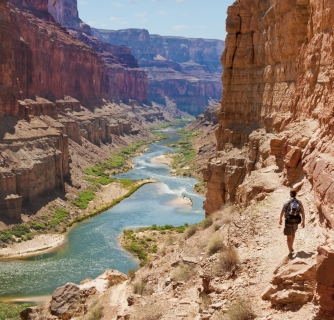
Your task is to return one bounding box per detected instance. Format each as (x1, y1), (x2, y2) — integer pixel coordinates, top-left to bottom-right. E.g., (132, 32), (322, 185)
(285, 199), (302, 225)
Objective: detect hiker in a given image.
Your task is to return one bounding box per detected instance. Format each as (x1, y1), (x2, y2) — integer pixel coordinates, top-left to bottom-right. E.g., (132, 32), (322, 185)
(279, 190), (305, 257)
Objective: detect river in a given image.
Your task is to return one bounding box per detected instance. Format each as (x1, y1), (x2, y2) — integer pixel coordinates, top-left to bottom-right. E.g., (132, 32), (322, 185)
(0, 127), (204, 300)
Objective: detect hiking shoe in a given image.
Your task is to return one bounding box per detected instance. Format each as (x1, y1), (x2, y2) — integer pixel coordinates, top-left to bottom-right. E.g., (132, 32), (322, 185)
(292, 248), (294, 253)
(288, 252), (293, 259)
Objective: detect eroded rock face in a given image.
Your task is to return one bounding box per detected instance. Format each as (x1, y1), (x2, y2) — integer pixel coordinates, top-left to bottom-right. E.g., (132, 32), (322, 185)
(92, 28), (224, 116)
(0, 0), (21, 116)
(204, 0), (334, 314)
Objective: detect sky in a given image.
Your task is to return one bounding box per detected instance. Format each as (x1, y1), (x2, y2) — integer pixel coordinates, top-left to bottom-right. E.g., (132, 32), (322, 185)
(78, 0), (231, 41)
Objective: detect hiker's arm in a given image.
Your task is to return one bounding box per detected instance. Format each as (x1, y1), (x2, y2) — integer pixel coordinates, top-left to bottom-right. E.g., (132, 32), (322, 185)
(279, 211), (284, 225)
(300, 201), (306, 228)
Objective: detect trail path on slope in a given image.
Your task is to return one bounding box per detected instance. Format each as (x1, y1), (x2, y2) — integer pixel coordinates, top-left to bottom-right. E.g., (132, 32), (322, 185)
(236, 183), (322, 319)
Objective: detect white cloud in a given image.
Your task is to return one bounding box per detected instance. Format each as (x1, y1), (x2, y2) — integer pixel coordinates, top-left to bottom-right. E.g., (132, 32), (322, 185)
(110, 17), (129, 26)
(173, 24), (188, 30)
(111, 2), (123, 7)
(134, 12), (147, 18)
(79, 1), (87, 5)
(158, 10), (169, 15)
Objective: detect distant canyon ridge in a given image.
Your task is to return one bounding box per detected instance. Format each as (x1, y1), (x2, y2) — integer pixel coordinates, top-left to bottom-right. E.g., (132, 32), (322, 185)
(92, 28), (225, 115)
(47, 0), (225, 116)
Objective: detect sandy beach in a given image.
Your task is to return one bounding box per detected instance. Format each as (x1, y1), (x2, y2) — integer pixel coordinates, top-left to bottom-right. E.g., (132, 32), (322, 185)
(150, 154), (173, 166)
(0, 234), (66, 260)
(167, 195), (193, 207)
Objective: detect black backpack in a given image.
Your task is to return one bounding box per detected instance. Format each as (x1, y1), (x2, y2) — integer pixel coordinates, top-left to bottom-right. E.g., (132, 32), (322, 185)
(285, 198), (302, 225)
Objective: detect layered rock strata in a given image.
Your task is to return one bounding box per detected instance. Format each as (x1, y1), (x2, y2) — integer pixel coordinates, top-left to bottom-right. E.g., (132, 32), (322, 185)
(92, 28), (224, 116)
(203, 0), (334, 316)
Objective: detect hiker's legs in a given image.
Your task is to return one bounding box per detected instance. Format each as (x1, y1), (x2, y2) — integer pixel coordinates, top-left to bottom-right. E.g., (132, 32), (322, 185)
(287, 234), (295, 253)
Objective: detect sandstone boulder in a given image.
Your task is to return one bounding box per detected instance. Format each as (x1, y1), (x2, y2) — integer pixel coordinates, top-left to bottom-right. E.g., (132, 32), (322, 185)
(264, 252), (317, 307)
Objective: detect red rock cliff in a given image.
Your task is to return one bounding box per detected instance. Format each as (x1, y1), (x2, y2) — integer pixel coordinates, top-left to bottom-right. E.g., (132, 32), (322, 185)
(203, 0), (334, 316)
(92, 28), (224, 115)
(0, 0), (21, 115)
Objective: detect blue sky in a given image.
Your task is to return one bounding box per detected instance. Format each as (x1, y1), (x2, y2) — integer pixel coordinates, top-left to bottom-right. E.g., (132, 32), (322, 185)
(78, 0), (231, 40)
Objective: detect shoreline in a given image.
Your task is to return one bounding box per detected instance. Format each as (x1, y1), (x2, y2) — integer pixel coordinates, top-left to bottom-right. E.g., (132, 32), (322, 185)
(0, 179), (156, 261)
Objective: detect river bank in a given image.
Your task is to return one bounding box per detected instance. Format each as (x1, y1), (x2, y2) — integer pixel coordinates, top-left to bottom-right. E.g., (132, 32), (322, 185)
(0, 179), (155, 260)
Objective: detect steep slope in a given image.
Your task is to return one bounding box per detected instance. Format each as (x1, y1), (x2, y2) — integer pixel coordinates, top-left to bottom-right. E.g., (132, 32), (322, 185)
(203, 0), (334, 316)
(92, 28), (224, 116)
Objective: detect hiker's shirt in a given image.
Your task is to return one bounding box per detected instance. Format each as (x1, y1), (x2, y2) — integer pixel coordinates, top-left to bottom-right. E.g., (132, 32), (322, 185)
(282, 197), (304, 224)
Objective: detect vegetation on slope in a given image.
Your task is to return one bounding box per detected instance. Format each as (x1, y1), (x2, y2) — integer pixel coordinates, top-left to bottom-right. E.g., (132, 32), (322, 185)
(121, 223), (188, 266)
(0, 302), (35, 320)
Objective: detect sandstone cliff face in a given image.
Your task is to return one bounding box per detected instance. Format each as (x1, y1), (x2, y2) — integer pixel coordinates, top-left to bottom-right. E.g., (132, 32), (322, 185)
(92, 28), (224, 116)
(203, 0), (334, 316)
(0, 0), (21, 116)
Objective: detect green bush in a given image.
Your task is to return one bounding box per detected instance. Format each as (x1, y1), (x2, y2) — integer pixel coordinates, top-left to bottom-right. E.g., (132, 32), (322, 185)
(29, 221), (46, 231)
(120, 179), (132, 187)
(73, 189), (95, 209)
(10, 224), (30, 238)
(49, 208), (70, 227)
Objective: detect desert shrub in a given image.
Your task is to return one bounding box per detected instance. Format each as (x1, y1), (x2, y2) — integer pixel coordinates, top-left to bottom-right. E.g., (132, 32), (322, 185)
(215, 247), (239, 274)
(184, 225), (198, 239)
(200, 294), (212, 311)
(107, 276), (125, 288)
(224, 299), (256, 320)
(86, 301), (104, 320)
(172, 263), (196, 282)
(201, 217), (213, 229)
(213, 223), (221, 231)
(206, 234), (225, 256)
(163, 236), (176, 247)
(133, 280), (153, 296)
(128, 269), (136, 278)
(132, 302), (163, 320)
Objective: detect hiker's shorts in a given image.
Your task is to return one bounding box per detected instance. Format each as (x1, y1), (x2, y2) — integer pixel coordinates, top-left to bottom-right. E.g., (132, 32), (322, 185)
(284, 224), (298, 236)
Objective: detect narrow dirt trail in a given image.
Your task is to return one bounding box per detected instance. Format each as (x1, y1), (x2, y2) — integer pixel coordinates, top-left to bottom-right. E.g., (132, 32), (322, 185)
(101, 281), (130, 320)
(236, 182), (321, 319)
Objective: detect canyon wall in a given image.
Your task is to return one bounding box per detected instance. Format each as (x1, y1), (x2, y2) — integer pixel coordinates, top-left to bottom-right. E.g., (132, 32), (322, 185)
(92, 28), (224, 115)
(203, 0), (334, 316)
(0, 0), (157, 221)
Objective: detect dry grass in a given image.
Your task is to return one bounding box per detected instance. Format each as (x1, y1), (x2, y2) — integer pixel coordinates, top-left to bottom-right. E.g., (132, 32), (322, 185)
(206, 234), (226, 256)
(86, 300), (104, 320)
(200, 217), (213, 229)
(199, 293), (212, 311)
(219, 246), (239, 272)
(224, 299), (256, 320)
(128, 269), (136, 279)
(132, 302), (164, 320)
(133, 280), (153, 295)
(184, 225), (198, 238)
(172, 263), (196, 282)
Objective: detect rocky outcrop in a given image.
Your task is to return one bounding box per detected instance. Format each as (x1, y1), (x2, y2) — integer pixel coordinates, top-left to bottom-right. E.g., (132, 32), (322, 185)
(262, 253), (317, 307)
(92, 28), (224, 116)
(202, 0), (334, 316)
